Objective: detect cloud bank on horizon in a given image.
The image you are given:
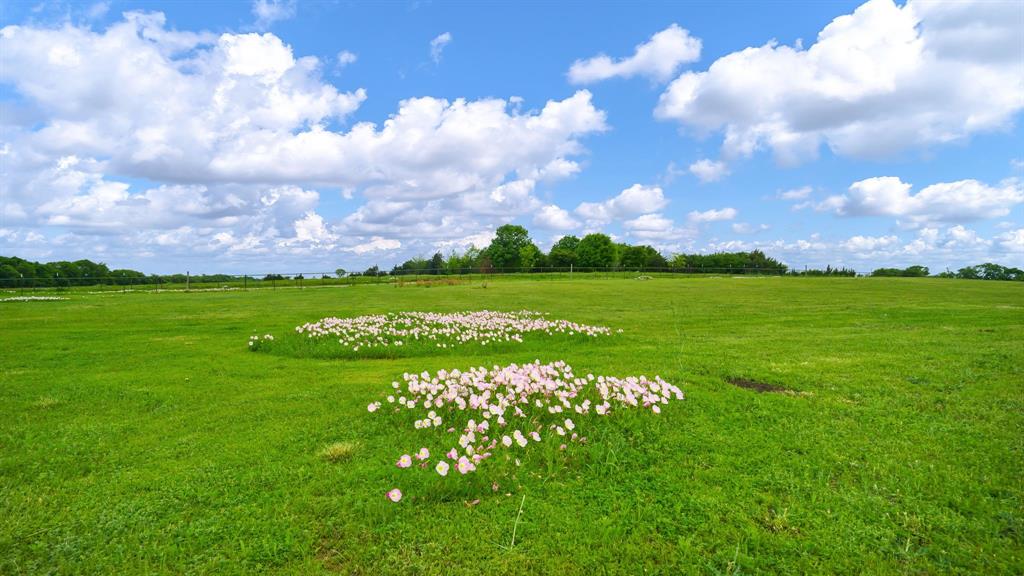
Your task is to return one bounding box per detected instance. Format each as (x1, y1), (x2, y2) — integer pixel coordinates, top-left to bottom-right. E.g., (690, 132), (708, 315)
(0, 0), (1021, 273)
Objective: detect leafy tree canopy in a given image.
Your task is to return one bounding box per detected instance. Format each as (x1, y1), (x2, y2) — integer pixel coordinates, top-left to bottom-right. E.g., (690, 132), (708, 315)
(485, 225), (532, 270)
(576, 233), (616, 268)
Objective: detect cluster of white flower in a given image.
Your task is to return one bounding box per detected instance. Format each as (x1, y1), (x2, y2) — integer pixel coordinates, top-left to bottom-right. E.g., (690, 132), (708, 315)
(0, 296), (68, 302)
(247, 333), (275, 350)
(295, 310), (615, 352)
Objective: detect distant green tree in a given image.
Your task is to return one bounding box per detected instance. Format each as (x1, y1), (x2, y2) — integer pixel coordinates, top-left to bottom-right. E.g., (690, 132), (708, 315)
(975, 263), (1019, 280)
(647, 250), (668, 269)
(335, 268), (346, 278)
(977, 264), (1003, 280)
(0, 264), (19, 288)
(445, 250), (472, 273)
(872, 265), (928, 277)
(677, 250), (786, 274)
(110, 269), (146, 285)
(576, 233), (615, 268)
(478, 254), (494, 273)
(956, 266), (980, 279)
(463, 247), (484, 270)
(904, 265), (929, 277)
(870, 268), (903, 277)
(392, 257), (429, 274)
(429, 252), (444, 275)
(485, 225), (532, 271)
(440, 246), (485, 273)
(548, 235), (580, 268)
(789, 266), (856, 277)
(519, 243), (543, 270)
(620, 245), (668, 269)
(612, 242), (629, 267)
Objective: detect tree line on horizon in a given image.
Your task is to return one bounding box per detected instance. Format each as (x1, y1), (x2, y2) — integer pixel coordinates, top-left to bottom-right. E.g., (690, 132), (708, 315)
(866, 263), (1023, 280)
(0, 256), (240, 286)
(380, 225), (788, 276)
(1, 224), (1021, 283)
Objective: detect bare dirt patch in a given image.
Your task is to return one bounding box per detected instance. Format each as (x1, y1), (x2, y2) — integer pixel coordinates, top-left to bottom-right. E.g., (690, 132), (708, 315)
(727, 377), (789, 393)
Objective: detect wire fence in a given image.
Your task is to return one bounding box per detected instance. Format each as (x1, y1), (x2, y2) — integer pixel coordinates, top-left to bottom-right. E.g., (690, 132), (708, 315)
(0, 265), (871, 295)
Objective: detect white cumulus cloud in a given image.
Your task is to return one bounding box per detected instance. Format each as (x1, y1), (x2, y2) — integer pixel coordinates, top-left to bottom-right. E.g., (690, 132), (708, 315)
(655, 0), (1024, 165)
(534, 205), (580, 231)
(778, 186), (812, 200)
(840, 234), (900, 253)
(575, 184), (668, 225)
(732, 223), (769, 234)
(348, 236), (402, 254)
(688, 158), (729, 183)
(568, 24), (701, 84)
(251, 0), (296, 31)
(622, 213), (695, 251)
(687, 207), (737, 223)
(822, 177), (1024, 225)
(996, 228), (1024, 253)
(0, 13), (609, 267)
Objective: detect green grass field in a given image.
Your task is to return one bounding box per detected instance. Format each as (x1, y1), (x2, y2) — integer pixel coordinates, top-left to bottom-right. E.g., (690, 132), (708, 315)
(2, 278), (1022, 574)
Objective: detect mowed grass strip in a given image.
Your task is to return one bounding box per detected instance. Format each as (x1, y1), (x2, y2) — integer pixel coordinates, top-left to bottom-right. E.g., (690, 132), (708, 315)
(0, 278), (1021, 574)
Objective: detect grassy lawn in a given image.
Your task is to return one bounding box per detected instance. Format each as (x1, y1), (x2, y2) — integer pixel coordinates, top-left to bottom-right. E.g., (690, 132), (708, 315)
(1, 277), (1021, 574)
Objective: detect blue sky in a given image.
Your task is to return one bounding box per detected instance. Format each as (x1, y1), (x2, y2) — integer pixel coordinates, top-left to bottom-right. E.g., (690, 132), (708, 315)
(0, 0), (1021, 274)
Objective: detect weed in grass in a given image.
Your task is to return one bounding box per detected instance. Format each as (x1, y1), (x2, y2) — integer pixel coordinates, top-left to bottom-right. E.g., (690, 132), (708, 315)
(31, 396), (61, 409)
(497, 493), (527, 550)
(318, 441), (359, 463)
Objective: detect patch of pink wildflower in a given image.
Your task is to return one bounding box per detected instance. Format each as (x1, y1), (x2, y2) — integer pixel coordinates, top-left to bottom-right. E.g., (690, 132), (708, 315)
(374, 360), (683, 497)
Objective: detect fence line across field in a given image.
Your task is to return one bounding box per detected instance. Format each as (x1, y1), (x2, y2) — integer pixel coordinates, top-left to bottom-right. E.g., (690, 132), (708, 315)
(0, 265), (871, 294)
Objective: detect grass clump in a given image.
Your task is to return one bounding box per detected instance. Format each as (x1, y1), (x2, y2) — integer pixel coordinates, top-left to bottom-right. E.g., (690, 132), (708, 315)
(319, 441), (359, 463)
(31, 395), (61, 409)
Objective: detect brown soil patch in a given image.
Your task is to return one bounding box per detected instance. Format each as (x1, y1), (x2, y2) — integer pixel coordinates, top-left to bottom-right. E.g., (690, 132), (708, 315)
(727, 377), (789, 393)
